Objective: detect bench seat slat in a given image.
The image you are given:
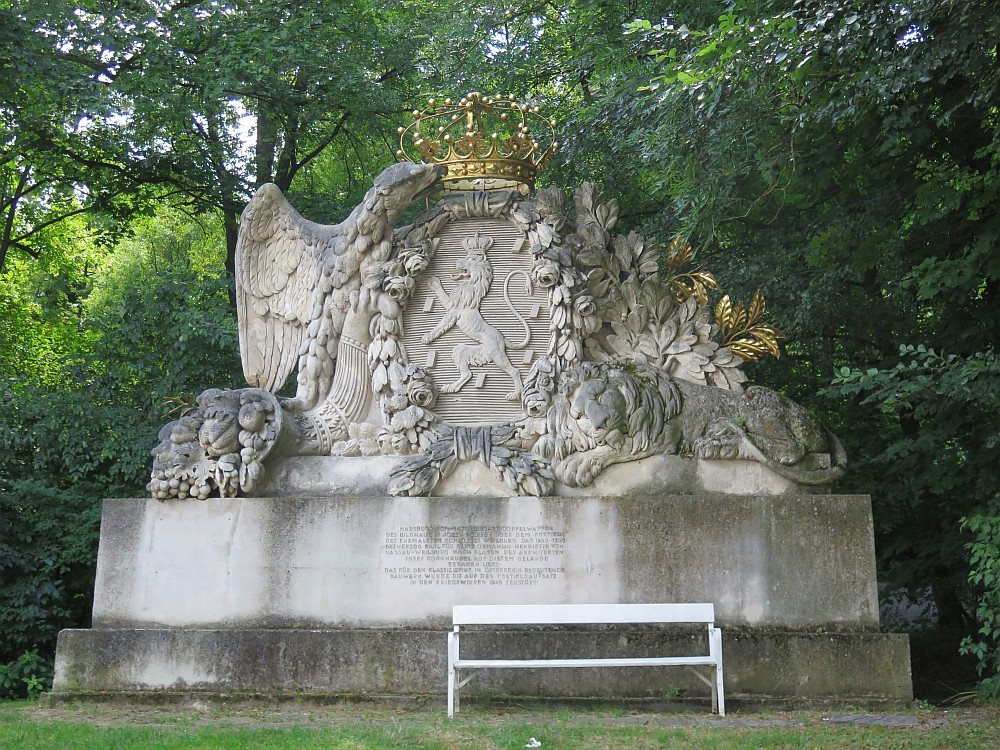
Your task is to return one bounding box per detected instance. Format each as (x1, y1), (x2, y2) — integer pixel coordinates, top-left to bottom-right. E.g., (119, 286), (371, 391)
(454, 656), (719, 669)
(452, 603), (715, 626)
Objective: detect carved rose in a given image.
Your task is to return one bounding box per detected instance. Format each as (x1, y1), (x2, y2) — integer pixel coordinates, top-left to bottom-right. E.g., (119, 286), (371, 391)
(383, 275), (414, 301)
(524, 393), (548, 417)
(574, 294), (597, 317)
(400, 251), (428, 275)
(533, 262), (561, 288)
(407, 379), (436, 407)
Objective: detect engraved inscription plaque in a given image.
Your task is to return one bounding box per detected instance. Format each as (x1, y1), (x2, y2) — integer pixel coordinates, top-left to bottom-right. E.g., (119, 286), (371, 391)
(381, 524), (567, 587)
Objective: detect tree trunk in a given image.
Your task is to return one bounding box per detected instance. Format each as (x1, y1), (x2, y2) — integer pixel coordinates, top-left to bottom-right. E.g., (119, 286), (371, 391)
(254, 107), (277, 188)
(224, 208), (239, 312)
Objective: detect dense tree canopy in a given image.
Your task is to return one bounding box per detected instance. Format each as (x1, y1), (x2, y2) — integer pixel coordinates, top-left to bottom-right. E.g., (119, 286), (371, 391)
(619, 0), (1000, 621)
(1, 0), (998, 697)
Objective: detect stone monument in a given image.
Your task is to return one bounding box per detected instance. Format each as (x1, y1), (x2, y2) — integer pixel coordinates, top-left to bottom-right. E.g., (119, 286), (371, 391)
(52, 93), (911, 705)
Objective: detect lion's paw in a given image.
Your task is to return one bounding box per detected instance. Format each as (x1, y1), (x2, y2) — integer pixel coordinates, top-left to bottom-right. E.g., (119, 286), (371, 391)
(555, 452), (605, 488)
(693, 435), (741, 460)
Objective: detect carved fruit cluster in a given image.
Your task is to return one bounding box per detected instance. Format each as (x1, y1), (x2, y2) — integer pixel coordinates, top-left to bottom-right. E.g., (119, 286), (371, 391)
(148, 388), (280, 500)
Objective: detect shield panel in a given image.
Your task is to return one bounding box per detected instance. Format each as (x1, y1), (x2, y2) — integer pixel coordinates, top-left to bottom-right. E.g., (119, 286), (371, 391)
(402, 217), (550, 426)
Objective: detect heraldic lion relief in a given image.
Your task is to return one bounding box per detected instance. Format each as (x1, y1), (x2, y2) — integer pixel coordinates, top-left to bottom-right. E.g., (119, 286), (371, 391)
(527, 360), (847, 490)
(421, 232), (532, 401)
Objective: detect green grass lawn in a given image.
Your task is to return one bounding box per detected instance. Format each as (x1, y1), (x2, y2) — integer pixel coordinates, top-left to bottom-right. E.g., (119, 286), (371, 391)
(2, 699), (998, 750)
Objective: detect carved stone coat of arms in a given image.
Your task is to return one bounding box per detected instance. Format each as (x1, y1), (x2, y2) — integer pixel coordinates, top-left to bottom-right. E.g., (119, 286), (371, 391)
(148, 93), (845, 501)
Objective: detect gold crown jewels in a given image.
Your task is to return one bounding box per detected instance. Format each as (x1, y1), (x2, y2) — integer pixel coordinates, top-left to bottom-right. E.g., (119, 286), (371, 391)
(396, 92), (558, 195)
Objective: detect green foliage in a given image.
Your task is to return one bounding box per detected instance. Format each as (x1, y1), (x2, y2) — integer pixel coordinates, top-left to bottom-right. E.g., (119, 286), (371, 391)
(617, 0), (1000, 643)
(0, 202), (241, 682)
(0, 650), (53, 701)
(826, 347), (1000, 625)
(960, 515), (1000, 702)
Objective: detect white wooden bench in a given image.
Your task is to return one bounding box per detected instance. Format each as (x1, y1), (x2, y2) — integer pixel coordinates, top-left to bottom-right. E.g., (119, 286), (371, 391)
(447, 602), (724, 717)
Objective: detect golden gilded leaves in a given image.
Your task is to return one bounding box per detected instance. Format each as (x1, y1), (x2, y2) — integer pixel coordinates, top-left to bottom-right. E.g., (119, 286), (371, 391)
(665, 236), (692, 273)
(664, 236), (783, 363)
(664, 236), (720, 305)
(716, 291), (785, 363)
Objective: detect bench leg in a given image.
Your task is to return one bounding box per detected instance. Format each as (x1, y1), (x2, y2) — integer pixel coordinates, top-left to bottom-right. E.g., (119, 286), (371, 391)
(447, 630), (458, 718)
(710, 627), (725, 717)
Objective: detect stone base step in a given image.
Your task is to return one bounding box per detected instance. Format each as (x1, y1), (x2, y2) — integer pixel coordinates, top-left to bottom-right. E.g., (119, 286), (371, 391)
(53, 627), (912, 701)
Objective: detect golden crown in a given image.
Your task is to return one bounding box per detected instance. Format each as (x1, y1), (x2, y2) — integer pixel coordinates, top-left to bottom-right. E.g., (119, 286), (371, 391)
(396, 92), (558, 195)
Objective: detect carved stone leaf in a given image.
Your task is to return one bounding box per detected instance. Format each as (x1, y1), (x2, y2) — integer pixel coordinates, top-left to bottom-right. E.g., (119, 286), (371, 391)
(637, 337), (662, 363)
(655, 317), (680, 351)
(557, 337), (581, 360)
(576, 245), (609, 268)
(439, 455), (458, 478)
(511, 208), (539, 227)
(534, 186), (566, 219)
(388, 473), (415, 495)
(654, 289), (676, 322)
(428, 437), (452, 460)
(637, 252), (660, 279)
(613, 234), (635, 273)
(535, 221), (555, 246)
(626, 308), (645, 335)
(707, 358), (747, 391)
(573, 182), (599, 222)
(622, 282), (639, 311)
(576, 223), (609, 255)
(585, 336), (613, 362)
(586, 270), (612, 301)
(671, 351), (711, 385)
(387, 361), (406, 390)
(381, 337), (398, 359)
(665, 333), (699, 356)
(519, 473), (541, 497)
(595, 199), (619, 230)
(372, 363), (388, 392)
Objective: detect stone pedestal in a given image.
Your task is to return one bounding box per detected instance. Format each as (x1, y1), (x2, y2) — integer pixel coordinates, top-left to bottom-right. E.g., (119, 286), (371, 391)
(52, 488), (912, 703)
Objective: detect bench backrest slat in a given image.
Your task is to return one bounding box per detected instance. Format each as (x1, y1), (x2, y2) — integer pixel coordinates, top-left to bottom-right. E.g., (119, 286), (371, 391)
(452, 603), (714, 626)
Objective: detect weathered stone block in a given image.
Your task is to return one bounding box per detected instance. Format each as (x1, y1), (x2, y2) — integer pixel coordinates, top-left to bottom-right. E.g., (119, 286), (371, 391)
(90, 494), (879, 631)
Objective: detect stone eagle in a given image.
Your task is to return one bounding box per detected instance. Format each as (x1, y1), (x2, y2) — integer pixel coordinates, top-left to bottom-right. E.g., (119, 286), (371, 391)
(235, 161), (443, 409)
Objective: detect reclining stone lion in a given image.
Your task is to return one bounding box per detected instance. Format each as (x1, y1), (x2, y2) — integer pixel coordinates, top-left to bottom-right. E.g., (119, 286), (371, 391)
(528, 360), (847, 488)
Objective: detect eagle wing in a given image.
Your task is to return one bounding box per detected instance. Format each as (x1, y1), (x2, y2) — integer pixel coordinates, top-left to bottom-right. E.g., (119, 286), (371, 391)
(235, 183), (343, 392)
